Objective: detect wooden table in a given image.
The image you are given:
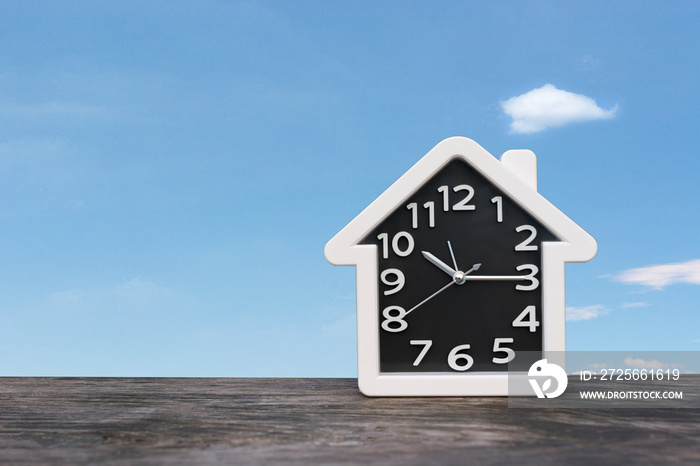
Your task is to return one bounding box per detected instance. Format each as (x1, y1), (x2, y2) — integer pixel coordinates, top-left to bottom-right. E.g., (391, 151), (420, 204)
(1, 377), (698, 464)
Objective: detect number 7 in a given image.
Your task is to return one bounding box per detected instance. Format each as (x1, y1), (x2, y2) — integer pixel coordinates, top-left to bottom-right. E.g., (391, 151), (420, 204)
(409, 340), (433, 366)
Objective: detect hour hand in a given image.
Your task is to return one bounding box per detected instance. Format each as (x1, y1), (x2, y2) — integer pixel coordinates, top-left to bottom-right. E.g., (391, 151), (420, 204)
(421, 251), (456, 276)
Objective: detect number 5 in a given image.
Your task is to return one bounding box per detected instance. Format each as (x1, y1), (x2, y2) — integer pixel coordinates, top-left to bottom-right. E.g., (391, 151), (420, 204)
(492, 338), (515, 364)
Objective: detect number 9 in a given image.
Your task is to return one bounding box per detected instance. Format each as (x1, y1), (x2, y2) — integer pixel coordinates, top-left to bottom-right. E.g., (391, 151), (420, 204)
(380, 268), (405, 295)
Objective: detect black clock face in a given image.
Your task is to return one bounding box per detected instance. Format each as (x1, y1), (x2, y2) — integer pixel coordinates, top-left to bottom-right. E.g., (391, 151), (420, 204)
(361, 159), (559, 373)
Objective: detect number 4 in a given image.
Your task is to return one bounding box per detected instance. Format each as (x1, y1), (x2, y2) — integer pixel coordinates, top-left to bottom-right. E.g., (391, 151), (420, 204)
(512, 305), (539, 332)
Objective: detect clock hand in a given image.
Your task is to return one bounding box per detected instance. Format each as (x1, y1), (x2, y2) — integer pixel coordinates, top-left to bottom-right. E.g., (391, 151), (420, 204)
(451, 262), (482, 285)
(421, 251), (456, 277)
(465, 262), (481, 274)
(447, 240), (459, 271)
(405, 262), (483, 315)
(405, 280), (455, 316)
(462, 274), (526, 281)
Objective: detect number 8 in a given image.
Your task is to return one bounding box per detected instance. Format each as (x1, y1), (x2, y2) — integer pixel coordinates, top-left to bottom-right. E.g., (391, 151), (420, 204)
(381, 306), (408, 332)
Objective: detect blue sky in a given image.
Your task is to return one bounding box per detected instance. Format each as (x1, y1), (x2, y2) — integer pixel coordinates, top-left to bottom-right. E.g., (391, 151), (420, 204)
(1, 1), (698, 376)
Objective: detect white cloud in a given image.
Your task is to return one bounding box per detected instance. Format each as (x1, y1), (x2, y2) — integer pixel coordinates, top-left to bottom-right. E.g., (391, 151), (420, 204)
(624, 357), (667, 370)
(566, 305), (607, 321)
(588, 362), (607, 369)
(621, 302), (650, 308)
(615, 259), (700, 289)
(501, 84), (617, 134)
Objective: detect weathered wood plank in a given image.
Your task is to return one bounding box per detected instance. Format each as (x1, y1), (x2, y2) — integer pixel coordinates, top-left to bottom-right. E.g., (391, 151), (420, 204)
(0, 377), (698, 465)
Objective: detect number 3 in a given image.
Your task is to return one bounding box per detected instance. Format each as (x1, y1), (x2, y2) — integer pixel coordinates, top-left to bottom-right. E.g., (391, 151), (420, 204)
(516, 264), (539, 291)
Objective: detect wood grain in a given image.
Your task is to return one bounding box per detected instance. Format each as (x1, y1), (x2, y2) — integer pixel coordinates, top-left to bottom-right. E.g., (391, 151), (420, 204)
(0, 377), (698, 465)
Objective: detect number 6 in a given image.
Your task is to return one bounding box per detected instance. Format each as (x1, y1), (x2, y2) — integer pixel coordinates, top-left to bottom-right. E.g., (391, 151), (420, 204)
(447, 344), (474, 371)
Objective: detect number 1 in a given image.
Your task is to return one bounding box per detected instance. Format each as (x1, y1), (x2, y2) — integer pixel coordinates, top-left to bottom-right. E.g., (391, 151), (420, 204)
(491, 196), (503, 222)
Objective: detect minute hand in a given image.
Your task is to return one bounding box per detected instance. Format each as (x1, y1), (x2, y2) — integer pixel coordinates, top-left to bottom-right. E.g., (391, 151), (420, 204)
(462, 275), (526, 280)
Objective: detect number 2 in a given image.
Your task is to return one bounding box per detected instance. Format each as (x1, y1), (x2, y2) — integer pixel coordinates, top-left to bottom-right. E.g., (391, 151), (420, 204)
(515, 225), (538, 251)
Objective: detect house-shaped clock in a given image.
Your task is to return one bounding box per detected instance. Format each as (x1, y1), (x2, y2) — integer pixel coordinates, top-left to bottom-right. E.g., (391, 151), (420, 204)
(325, 137), (597, 396)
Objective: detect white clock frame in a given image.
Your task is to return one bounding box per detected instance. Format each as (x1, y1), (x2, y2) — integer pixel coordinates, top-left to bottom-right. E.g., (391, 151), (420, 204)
(325, 137), (597, 396)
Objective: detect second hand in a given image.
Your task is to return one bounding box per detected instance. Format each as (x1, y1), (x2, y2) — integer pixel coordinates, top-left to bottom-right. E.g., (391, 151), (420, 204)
(405, 281), (455, 316)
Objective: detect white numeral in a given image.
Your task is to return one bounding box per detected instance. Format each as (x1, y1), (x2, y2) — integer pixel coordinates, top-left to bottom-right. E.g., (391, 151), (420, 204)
(515, 225), (538, 251)
(381, 306), (408, 332)
(512, 305), (539, 332)
(392, 232), (414, 257)
(452, 184), (476, 211)
(407, 203), (418, 229)
(492, 338), (515, 364)
(437, 185), (449, 211)
(407, 202), (435, 228)
(447, 344), (474, 371)
(377, 232), (415, 259)
(437, 185), (476, 211)
(515, 264), (539, 291)
(380, 268), (405, 295)
(410, 340), (433, 366)
(423, 201), (435, 227)
(491, 196), (503, 222)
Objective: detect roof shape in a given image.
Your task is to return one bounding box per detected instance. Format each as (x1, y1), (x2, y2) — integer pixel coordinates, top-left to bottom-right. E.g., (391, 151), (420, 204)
(326, 137), (597, 265)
